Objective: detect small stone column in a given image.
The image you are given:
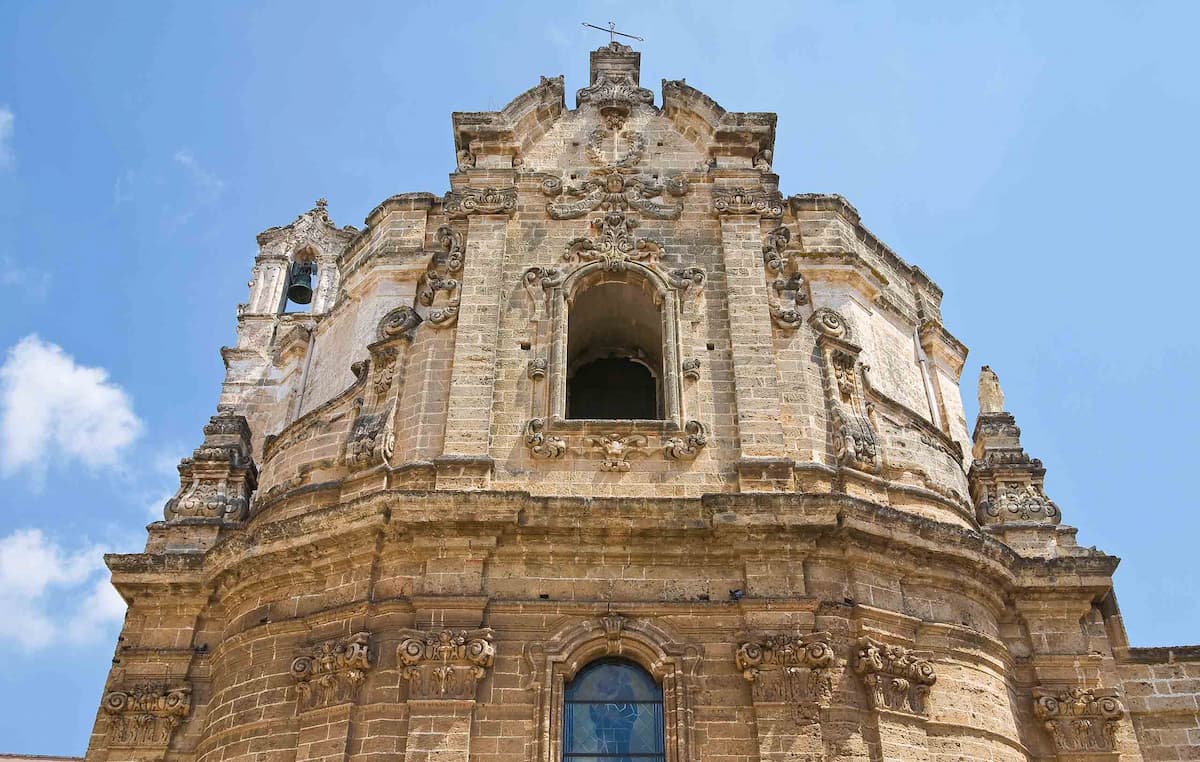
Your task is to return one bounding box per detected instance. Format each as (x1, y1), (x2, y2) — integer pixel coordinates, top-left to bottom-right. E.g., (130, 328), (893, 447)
(736, 632), (835, 761)
(436, 187), (516, 489)
(852, 637), (937, 762)
(713, 187), (792, 490)
(289, 632), (373, 762)
(397, 628), (496, 762)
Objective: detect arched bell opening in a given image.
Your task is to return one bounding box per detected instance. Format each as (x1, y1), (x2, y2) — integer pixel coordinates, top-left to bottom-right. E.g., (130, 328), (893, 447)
(565, 273), (664, 420)
(282, 247), (318, 313)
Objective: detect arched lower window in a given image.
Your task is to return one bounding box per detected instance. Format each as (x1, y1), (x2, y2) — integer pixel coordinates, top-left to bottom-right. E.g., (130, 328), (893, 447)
(563, 659), (665, 762)
(566, 276), (663, 420)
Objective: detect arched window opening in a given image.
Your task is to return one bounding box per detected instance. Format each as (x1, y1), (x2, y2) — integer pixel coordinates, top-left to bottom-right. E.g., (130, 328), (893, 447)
(283, 250), (317, 313)
(566, 277), (663, 420)
(563, 658), (664, 762)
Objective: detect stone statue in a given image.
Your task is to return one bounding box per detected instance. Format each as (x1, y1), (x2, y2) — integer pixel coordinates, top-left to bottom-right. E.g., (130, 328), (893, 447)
(978, 365), (1005, 414)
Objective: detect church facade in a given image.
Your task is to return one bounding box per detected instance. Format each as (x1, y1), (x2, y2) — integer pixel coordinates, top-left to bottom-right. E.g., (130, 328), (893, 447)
(87, 44), (1199, 762)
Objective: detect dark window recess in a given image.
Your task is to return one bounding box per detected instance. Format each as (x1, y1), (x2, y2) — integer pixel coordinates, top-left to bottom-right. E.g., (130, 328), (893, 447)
(568, 358), (656, 420)
(563, 659), (665, 761)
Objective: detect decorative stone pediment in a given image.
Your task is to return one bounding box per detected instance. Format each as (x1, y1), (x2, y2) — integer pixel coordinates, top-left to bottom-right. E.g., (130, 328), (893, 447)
(853, 637), (936, 716)
(736, 632), (835, 706)
(1033, 687), (1125, 754)
(290, 632), (373, 711)
(398, 628), (496, 700)
(102, 682), (191, 747)
(165, 413), (257, 523)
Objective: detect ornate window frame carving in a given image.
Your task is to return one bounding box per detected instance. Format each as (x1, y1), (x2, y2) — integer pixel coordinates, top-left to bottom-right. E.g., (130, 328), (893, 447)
(523, 260), (707, 468)
(524, 614), (701, 762)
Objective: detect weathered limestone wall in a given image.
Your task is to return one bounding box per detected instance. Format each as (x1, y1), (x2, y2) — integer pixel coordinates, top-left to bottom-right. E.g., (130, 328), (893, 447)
(1119, 648), (1200, 760)
(90, 41), (1196, 762)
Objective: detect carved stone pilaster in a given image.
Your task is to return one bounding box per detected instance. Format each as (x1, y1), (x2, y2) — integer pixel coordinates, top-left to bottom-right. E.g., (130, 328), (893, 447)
(852, 637), (937, 716)
(101, 682), (191, 748)
(736, 632), (835, 706)
(444, 186), (517, 218)
(1032, 687), (1125, 755)
(289, 632), (372, 711)
(397, 628), (496, 700)
(811, 310), (880, 474)
(969, 367), (1061, 527)
(712, 186), (784, 217)
(165, 413), (257, 523)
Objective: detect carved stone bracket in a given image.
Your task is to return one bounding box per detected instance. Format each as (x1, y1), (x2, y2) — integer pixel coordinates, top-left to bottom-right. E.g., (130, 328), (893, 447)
(664, 420), (708, 460)
(417, 226), (466, 328)
(444, 186), (517, 218)
(102, 682), (191, 748)
(736, 632), (835, 706)
(762, 226), (809, 329)
(165, 413), (257, 523)
(712, 187), (784, 217)
(853, 637), (936, 716)
(1033, 687), (1125, 755)
(524, 417), (566, 460)
(398, 628), (496, 700)
(812, 311), (880, 474)
(290, 632), (372, 711)
(345, 398), (396, 471)
(681, 358), (701, 381)
(527, 357), (548, 380)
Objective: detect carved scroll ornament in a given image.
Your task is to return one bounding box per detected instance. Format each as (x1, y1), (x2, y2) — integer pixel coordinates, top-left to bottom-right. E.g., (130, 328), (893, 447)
(712, 187), (784, 217)
(444, 186), (517, 217)
(165, 413), (257, 523)
(102, 683), (191, 747)
(853, 637), (936, 716)
(290, 632), (373, 710)
(398, 628), (496, 700)
(737, 632), (835, 706)
(1033, 687), (1125, 754)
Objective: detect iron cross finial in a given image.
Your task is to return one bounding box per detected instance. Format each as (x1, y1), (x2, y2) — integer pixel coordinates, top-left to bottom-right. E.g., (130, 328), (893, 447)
(582, 21), (645, 44)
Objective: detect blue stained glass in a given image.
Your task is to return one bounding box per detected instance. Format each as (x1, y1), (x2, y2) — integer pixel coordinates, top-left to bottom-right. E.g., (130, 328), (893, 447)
(564, 659), (665, 761)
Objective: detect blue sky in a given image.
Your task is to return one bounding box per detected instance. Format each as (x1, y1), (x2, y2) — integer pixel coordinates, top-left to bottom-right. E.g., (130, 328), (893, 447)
(1, 1), (1197, 754)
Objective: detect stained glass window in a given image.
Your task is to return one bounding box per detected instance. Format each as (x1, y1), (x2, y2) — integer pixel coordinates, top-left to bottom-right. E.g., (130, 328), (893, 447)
(563, 658), (665, 762)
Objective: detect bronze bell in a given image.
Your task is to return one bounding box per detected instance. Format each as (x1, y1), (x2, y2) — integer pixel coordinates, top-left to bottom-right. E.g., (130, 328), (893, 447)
(287, 261), (315, 305)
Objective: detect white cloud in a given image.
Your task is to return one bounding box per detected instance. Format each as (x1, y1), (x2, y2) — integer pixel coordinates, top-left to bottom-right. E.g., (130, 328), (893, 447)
(0, 107), (12, 169)
(0, 256), (51, 301)
(0, 528), (125, 649)
(173, 149), (224, 200)
(0, 335), (143, 483)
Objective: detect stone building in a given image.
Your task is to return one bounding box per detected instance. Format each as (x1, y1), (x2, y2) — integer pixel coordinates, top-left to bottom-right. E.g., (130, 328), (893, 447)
(87, 43), (1199, 762)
